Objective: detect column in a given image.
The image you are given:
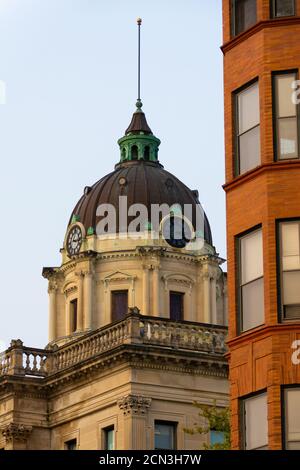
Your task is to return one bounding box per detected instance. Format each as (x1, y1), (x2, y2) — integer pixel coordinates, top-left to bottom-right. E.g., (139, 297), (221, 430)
(142, 266), (149, 316)
(203, 271), (211, 324)
(152, 266), (160, 317)
(84, 271), (93, 330)
(211, 275), (218, 325)
(48, 283), (57, 343)
(76, 272), (84, 331)
(118, 395), (151, 450)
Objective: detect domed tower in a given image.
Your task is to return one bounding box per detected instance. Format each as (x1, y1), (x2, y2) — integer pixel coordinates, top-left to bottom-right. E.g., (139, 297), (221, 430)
(42, 96), (226, 345)
(0, 21), (228, 451)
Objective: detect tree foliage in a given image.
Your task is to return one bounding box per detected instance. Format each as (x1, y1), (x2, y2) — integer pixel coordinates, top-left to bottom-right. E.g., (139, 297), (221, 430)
(184, 401), (231, 450)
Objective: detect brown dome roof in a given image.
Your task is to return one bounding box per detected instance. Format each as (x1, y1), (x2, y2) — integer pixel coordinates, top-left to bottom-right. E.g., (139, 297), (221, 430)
(69, 160), (213, 246)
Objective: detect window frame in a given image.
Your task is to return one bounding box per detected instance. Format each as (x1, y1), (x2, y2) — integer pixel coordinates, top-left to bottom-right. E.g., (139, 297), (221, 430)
(272, 70), (300, 162)
(70, 298), (78, 333)
(236, 225), (264, 334)
(271, 0), (296, 18)
(276, 218), (300, 322)
(234, 78), (260, 177)
(64, 438), (77, 450)
(111, 289), (129, 323)
(240, 390), (268, 450)
(281, 385), (300, 450)
(169, 291), (184, 321)
(231, 0), (257, 37)
(103, 425), (115, 451)
(154, 420), (177, 450)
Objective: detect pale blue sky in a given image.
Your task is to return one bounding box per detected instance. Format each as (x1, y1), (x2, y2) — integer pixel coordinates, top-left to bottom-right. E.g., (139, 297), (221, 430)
(0, 0), (224, 350)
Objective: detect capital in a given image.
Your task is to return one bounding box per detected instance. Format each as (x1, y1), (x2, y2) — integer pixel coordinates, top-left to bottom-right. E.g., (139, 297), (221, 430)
(117, 394), (152, 416)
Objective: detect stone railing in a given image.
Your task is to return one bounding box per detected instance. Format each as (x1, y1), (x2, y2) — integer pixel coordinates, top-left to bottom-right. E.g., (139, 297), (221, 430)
(0, 312), (227, 379)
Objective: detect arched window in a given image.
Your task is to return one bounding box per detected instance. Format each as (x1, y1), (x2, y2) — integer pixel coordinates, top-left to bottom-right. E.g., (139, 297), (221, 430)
(131, 145), (138, 160)
(122, 148), (126, 160)
(144, 146), (150, 161)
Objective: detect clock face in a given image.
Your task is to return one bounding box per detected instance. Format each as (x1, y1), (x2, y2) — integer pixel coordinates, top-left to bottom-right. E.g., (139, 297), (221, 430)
(66, 225), (83, 256)
(162, 215), (193, 249)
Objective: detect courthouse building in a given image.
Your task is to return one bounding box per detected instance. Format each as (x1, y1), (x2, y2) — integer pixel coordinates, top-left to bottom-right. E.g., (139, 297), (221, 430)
(0, 75), (228, 448)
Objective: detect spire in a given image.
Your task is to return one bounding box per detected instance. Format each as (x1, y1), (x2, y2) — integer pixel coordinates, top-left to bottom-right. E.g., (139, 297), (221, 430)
(117, 18), (160, 165)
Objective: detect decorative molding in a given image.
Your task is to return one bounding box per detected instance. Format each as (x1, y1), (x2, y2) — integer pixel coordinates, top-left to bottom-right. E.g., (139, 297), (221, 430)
(102, 271), (137, 292)
(117, 394), (152, 416)
(62, 281), (78, 297)
(1, 423), (32, 442)
(162, 273), (195, 294)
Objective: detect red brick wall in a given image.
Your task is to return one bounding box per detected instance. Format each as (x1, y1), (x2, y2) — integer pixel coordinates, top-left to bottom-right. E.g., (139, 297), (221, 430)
(222, 0), (300, 449)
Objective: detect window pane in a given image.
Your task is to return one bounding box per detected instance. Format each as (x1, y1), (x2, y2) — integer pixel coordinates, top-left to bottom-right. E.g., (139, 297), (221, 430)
(235, 0), (257, 35)
(283, 271), (300, 305)
(241, 229), (263, 284)
(155, 422), (176, 450)
(282, 223), (300, 270)
(170, 292), (184, 321)
(239, 126), (261, 174)
(105, 429), (114, 450)
(242, 277), (264, 331)
(210, 431), (225, 446)
(238, 82), (260, 134)
(285, 389), (300, 448)
(245, 394), (268, 450)
(276, 74), (296, 118)
(274, 0), (295, 17)
(111, 291), (128, 322)
(278, 117), (298, 159)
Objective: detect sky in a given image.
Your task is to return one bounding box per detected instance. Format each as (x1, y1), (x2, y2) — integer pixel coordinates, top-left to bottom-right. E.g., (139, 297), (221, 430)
(0, 0), (224, 350)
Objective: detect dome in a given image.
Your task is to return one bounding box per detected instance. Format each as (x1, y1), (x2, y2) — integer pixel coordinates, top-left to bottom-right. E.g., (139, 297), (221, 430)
(69, 160), (213, 246)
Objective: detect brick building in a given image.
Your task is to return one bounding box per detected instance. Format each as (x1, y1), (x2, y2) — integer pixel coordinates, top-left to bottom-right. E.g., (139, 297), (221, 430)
(223, 0), (300, 450)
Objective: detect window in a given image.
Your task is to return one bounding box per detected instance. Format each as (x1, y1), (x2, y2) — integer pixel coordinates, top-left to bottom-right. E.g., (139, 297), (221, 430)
(111, 290), (128, 322)
(170, 292), (184, 321)
(103, 426), (115, 450)
(273, 72), (299, 160)
(144, 146), (150, 160)
(232, 0), (257, 36)
(70, 299), (78, 333)
(235, 81), (261, 175)
(238, 228), (264, 332)
(64, 439), (77, 450)
(210, 430), (225, 447)
(242, 393), (268, 450)
(154, 421), (177, 450)
(131, 145), (138, 160)
(284, 388), (300, 449)
(272, 0), (295, 18)
(279, 221), (300, 319)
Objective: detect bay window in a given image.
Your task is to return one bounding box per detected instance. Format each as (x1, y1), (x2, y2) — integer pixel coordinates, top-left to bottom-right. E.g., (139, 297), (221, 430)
(279, 221), (300, 320)
(273, 71), (299, 160)
(284, 388), (300, 450)
(238, 227), (264, 332)
(232, 0), (257, 36)
(235, 81), (261, 175)
(271, 0), (295, 18)
(242, 393), (268, 450)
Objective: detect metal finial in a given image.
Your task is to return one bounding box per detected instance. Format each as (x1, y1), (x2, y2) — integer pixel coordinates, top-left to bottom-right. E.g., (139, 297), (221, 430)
(136, 18), (142, 110)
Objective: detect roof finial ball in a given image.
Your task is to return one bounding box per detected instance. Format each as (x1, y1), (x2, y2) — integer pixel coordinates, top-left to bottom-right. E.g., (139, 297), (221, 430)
(137, 17), (142, 26)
